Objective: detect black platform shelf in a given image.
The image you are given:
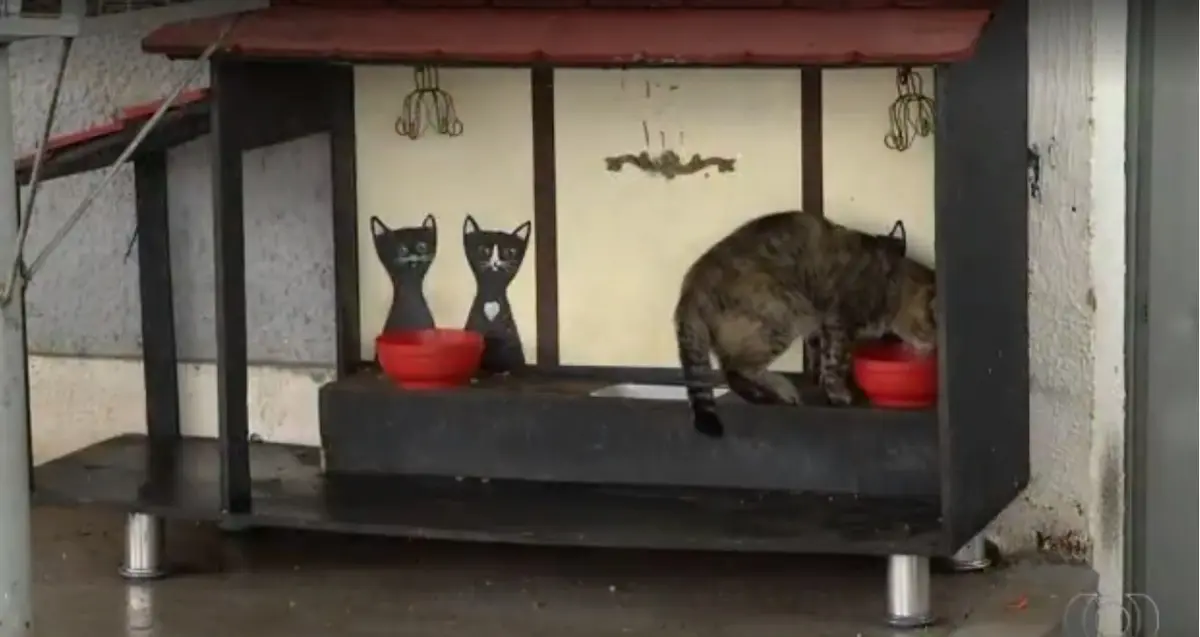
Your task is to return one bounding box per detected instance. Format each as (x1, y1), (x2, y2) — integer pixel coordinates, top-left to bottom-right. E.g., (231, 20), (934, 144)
(320, 369), (941, 498)
(33, 434), (943, 555)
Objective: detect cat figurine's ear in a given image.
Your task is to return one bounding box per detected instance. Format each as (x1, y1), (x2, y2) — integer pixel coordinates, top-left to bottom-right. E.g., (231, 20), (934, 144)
(370, 216), (390, 237)
(422, 214), (436, 230)
(463, 214), (480, 235)
(511, 220), (532, 242)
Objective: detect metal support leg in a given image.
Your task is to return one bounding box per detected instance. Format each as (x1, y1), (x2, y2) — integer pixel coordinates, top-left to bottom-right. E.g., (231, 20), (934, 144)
(0, 44), (34, 637)
(118, 513), (166, 580)
(886, 555), (935, 629)
(948, 534), (993, 572)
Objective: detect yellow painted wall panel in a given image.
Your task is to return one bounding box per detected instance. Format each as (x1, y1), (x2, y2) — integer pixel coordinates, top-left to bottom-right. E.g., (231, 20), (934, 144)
(355, 66), (537, 363)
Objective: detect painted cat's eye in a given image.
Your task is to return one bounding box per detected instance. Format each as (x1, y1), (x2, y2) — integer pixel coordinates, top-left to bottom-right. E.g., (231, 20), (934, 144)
(415, 242), (428, 255)
(397, 245), (409, 257)
(478, 245), (491, 257)
(503, 248), (518, 260)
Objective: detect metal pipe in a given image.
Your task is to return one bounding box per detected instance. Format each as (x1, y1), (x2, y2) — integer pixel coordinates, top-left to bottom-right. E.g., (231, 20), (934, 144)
(118, 513), (166, 580)
(4, 35), (72, 308)
(0, 43), (34, 637)
(18, 15), (237, 293)
(948, 534), (993, 572)
(886, 555), (935, 629)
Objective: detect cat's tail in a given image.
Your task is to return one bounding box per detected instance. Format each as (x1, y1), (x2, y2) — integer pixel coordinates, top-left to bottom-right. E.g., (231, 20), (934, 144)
(674, 294), (724, 438)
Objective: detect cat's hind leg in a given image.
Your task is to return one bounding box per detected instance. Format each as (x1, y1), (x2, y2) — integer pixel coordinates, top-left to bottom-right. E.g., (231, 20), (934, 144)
(802, 332), (823, 386)
(725, 370), (783, 405)
(818, 319), (855, 406)
(712, 316), (801, 406)
(725, 368), (801, 405)
(724, 369), (801, 403)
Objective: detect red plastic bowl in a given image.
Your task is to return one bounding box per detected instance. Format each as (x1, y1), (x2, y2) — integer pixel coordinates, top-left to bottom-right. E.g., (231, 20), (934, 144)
(852, 341), (938, 408)
(376, 329), (484, 390)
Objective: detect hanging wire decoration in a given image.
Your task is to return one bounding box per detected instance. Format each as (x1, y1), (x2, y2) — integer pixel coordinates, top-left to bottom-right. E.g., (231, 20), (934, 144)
(394, 66), (464, 140)
(883, 67), (936, 152)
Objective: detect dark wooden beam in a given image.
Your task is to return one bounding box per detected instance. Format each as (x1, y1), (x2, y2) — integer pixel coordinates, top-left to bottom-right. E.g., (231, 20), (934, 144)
(220, 61), (334, 151)
(210, 60), (252, 516)
(133, 150), (181, 441)
(328, 65), (361, 378)
(133, 150), (184, 505)
(531, 67), (559, 366)
(933, 0), (1029, 550)
(800, 68), (824, 378)
(800, 68), (824, 217)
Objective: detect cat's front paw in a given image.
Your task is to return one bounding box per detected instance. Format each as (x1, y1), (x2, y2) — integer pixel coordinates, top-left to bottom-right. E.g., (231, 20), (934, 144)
(824, 385), (855, 407)
(693, 411), (725, 438)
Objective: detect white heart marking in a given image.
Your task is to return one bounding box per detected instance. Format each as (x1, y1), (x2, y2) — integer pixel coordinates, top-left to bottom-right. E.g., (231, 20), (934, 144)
(483, 301), (500, 321)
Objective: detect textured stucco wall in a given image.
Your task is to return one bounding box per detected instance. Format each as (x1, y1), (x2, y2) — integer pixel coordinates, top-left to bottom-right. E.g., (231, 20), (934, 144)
(9, 4), (1125, 582)
(10, 33), (335, 364)
(985, 0), (1127, 599)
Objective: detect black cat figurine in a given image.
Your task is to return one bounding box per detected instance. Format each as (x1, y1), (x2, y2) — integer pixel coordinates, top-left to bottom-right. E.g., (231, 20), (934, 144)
(462, 215), (532, 373)
(371, 214), (437, 333)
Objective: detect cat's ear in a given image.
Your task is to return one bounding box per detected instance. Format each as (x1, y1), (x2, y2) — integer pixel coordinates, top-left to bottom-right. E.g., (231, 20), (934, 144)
(887, 220), (907, 255)
(370, 216), (389, 237)
(422, 214), (437, 230)
(463, 214), (480, 235)
(511, 220), (532, 242)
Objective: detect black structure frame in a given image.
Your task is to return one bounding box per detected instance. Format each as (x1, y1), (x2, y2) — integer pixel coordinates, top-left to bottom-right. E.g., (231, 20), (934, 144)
(31, 0), (1029, 560)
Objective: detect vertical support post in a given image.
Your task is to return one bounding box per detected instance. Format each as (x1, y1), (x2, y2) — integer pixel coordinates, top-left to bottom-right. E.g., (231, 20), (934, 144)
(123, 150), (177, 579)
(799, 68), (824, 218)
(799, 68), (824, 378)
(530, 66), (559, 368)
(947, 534), (992, 572)
(210, 60), (251, 515)
(134, 151), (180, 440)
(117, 512), (164, 580)
(328, 66), (360, 379)
(0, 44), (34, 637)
(886, 555), (934, 629)
(934, 0), (1030, 549)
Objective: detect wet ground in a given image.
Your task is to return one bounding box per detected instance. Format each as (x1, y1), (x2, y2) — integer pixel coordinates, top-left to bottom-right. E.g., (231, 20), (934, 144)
(33, 506), (1088, 636)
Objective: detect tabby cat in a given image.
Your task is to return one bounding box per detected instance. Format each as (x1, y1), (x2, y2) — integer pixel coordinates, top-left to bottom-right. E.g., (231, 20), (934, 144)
(673, 210), (937, 438)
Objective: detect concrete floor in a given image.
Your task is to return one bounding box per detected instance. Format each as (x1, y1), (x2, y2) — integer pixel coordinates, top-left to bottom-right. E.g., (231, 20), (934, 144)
(32, 506), (1090, 637)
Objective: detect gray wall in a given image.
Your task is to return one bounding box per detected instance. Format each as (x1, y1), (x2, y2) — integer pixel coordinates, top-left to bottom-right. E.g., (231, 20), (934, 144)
(12, 33), (335, 365)
(1128, 0), (1199, 631)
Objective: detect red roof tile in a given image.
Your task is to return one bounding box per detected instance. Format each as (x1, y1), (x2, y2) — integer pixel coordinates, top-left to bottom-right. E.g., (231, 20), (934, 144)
(41, 121), (125, 155)
(17, 89), (211, 168)
(142, 6), (995, 65)
(119, 88), (209, 123)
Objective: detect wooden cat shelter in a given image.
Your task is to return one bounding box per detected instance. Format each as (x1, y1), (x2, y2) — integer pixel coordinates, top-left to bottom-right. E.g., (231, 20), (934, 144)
(32, 0), (1030, 629)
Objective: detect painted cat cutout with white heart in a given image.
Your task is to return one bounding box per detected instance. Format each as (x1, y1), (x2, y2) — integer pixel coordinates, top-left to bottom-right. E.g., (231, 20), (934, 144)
(462, 214), (532, 373)
(483, 301), (500, 321)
